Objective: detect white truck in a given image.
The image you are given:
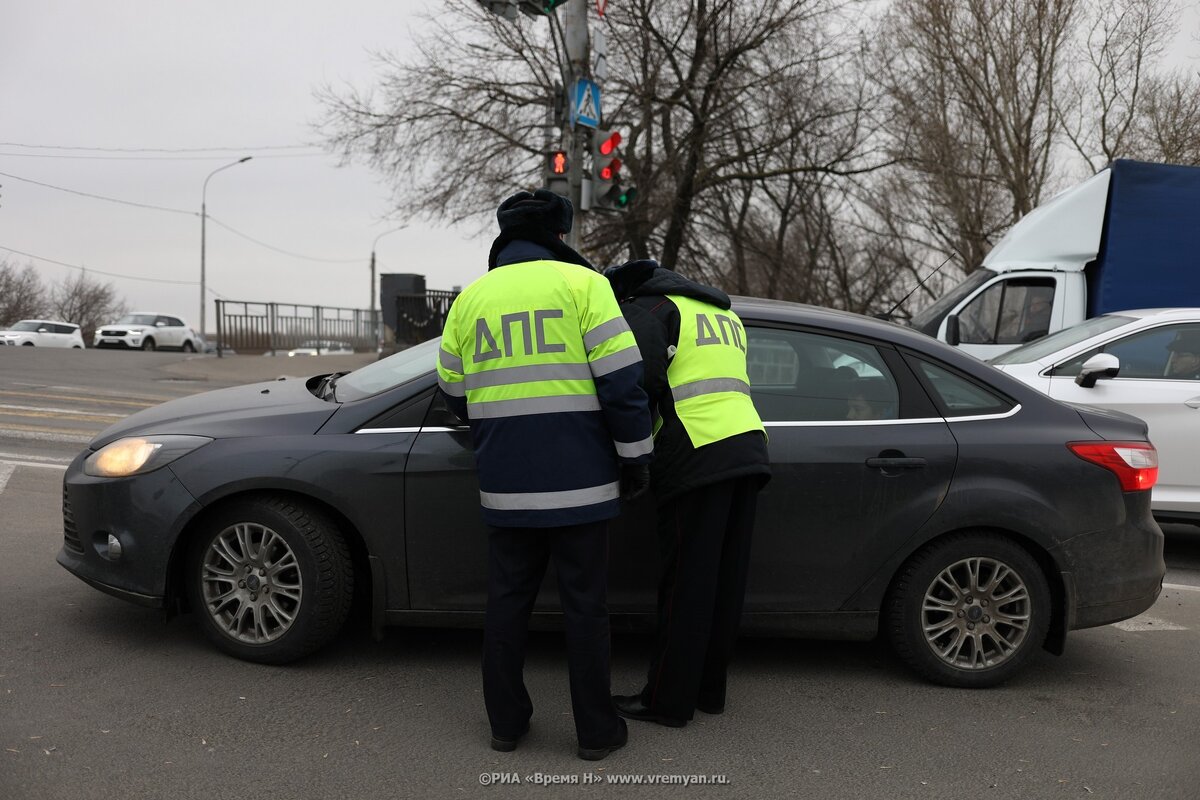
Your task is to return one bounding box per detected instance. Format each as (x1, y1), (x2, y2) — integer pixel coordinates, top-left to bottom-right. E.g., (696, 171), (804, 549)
(909, 159), (1200, 359)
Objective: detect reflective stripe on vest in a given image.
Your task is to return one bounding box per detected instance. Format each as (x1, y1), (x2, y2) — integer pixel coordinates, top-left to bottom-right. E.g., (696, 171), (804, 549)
(664, 295), (765, 448)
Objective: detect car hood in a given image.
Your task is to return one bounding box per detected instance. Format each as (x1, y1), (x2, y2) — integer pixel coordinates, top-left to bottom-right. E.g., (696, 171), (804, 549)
(100, 325), (153, 333)
(90, 377), (337, 448)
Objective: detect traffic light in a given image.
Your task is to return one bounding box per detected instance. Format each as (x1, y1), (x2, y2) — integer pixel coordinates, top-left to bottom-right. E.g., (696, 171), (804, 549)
(593, 129), (621, 194)
(517, 0), (569, 16)
(544, 149), (570, 198)
(591, 129), (636, 212)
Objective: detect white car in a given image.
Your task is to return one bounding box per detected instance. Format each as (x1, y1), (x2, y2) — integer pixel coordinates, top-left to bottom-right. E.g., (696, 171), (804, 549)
(94, 312), (200, 352)
(286, 340), (355, 357)
(990, 308), (1200, 522)
(0, 319), (85, 348)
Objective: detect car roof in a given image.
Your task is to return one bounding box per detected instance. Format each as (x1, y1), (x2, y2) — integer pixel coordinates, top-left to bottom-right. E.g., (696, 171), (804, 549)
(14, 319), (77, 327)
(1105, 308), (1200, 321)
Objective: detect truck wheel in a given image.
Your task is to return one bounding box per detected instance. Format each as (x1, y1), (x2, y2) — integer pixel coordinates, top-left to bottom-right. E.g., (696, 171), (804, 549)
(186, 496), (354, 664)
(141, 337), (156, 351)
(885, 532), (1050, 688)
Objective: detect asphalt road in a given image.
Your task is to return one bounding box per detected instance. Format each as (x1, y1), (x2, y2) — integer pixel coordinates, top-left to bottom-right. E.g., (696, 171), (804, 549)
(2, 348), (1199, 799)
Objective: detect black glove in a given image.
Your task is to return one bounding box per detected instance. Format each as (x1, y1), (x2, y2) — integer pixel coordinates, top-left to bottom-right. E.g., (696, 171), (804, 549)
(620, 463), (651, 502)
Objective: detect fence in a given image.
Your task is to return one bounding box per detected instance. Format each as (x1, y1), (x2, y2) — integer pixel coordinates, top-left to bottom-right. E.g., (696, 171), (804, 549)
(393, 289), (459, 346)
(214, 301), (376, 356)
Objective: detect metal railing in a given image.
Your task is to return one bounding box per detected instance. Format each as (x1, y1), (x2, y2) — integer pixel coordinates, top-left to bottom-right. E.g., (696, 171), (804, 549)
(214, 300), (377, 356)
(394, 289), (459, 346)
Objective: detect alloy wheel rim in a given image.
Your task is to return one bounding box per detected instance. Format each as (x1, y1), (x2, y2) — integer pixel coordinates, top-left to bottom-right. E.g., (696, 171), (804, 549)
(921, 556), (1031, 670)
(200, 522), (303, 644)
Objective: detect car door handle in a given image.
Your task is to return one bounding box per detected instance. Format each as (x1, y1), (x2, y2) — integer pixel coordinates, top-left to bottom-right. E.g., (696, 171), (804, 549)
(865, 457), (927, 469)
(1186, 397), (1200, 409)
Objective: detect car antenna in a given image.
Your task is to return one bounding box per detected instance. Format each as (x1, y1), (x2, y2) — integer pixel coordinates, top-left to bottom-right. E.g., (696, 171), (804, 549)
(879, 254), (955, 321)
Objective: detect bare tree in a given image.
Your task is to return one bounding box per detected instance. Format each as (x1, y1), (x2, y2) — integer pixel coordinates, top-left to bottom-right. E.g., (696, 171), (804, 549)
(0, 259), (47, 326)
(48, 272), (127, 344)
(1060, 0), (1180, 171)
(317, 0), (888, 296)
(1134, 71), (1200, 165)
(875, 0), (1080, 281)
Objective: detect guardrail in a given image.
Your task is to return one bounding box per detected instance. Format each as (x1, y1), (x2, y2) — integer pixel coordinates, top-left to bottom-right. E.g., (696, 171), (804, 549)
(214, 301), (376, 356)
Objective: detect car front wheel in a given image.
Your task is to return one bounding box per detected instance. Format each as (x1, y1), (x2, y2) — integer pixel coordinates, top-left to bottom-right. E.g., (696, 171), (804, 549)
(141, 337), (156, 351)
(186, 496), (354, 664)
(885, 532), (1050, 688)
(182, 340), (195, 353)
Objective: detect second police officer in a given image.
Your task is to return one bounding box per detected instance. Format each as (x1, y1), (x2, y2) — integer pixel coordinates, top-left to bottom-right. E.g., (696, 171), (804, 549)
(436, 190), (653, 760)
(604, 258), (771, 728)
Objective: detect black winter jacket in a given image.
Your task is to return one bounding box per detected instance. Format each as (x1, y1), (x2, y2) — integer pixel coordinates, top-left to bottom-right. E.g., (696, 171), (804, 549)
(605, 260), (770, 503)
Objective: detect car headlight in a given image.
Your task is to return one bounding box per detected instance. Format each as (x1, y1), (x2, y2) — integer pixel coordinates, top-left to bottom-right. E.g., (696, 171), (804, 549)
(84, 435), (212, 477)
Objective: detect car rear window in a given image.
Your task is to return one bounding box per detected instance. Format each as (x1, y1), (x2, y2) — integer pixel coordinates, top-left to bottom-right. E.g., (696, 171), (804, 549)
(914, 359), (1014, 417)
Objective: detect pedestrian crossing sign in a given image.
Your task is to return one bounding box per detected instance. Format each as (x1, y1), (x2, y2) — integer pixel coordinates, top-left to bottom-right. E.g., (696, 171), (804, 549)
(572, 79), (601, 129)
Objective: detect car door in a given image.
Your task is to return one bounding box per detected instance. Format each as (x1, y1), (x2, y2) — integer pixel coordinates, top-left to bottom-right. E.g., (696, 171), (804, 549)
(1045, 322), (1200, 513)
(743, 324), (958, 611)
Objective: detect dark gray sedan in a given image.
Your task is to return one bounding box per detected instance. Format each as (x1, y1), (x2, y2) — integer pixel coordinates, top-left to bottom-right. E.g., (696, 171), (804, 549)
(58, 299), (1165, 688)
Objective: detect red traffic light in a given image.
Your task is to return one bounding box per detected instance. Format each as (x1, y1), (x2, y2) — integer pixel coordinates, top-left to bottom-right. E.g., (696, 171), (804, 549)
(598, 131), (622, 156)
(549, 150), (568, 175)
(599, 157), (622, 181)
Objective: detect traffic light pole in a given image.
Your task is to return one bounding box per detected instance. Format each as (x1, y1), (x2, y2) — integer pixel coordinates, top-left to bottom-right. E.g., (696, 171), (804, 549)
(563, 0), (588, 252)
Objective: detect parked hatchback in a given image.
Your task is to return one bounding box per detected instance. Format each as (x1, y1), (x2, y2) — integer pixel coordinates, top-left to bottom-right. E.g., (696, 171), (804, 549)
(59, 299), (1165, 688)
(0, 319), (85, 348)
(991, 307), (1200, 525)
(94, 312), (199, 352)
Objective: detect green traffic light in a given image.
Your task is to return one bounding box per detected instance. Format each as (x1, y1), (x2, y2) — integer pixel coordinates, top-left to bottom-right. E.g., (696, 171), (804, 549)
(617, 187), (637, 207)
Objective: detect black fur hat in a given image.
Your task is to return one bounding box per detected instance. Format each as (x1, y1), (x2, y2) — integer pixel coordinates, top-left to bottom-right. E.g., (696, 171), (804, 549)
(496, 189), (573, 235)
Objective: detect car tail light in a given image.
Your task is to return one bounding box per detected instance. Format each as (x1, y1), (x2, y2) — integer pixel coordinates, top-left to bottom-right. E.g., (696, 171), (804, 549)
(1068, 441), (1158, 492)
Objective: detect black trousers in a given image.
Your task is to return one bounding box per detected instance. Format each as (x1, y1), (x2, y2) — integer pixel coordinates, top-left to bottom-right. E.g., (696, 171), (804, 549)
(639, 476), (760, 721)
(482, 520), (621, 748)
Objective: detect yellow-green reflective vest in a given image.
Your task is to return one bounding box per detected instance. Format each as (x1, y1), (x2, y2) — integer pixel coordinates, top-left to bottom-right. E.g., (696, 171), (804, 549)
(662, 294), (764, 448)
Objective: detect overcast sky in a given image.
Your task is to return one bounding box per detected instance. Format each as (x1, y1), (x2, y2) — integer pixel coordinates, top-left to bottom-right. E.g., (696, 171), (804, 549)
(0, 0), (488, 332)
(2, 2), (1197, 333)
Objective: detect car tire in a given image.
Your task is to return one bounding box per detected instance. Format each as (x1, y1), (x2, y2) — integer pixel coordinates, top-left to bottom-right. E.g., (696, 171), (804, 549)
(73, 346), (82, 349)
(22, 342), (34, 346)
(186, 496), (354, 664)
(885, 532), (1050, 688)
(141, 337), (156, 351)
(182, 340), (196, 353)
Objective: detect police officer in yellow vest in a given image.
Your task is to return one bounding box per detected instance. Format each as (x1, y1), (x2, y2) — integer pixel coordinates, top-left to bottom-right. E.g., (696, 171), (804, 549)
(437, 191), (652, 760)
(604, 259), (770, 727)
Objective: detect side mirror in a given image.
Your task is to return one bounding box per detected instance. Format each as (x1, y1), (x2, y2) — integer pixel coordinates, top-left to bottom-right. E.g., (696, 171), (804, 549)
(37, 327), (49, 333)
(155, 321), (167, 327)
(1076, 353), (1120, 388)
(945, 314), (961, 347)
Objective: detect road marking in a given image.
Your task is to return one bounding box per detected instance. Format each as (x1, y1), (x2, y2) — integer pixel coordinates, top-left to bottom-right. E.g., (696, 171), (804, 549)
(0, 459), (68, 471)
(0, 451), (73, 464)
(1163, 582), (1200, 593)
(0, 462), (14, 496)
(1113, 615), (1188, 632)
(0, 404), (125, 421)
(0, 390), (156, 409)
(0, 426), (94, 444)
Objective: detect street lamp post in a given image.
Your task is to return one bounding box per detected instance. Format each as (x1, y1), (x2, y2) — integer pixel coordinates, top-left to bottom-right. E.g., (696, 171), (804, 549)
(370, 225), (407, 352)
(200, 156), (252, 338)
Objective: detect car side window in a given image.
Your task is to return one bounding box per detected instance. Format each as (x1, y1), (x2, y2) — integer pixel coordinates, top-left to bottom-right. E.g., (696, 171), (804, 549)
(154, 316), (171, 327)
(168, 317), (185, 327)
(53, 324), (76, 334)
(1051, 324), (1200, 380)
(914, 360), (1014, 417)
(746, 327), (900, 422)
(959, 279), (1055, 345)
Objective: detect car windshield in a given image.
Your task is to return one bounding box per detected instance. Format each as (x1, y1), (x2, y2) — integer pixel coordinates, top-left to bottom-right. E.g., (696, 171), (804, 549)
(9, 321), (43, 332)
(335, 337), (441, 402)
(989, 314), (1135, 365)
(117, 314), (158, 326)
(909, 268), (994, 335)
